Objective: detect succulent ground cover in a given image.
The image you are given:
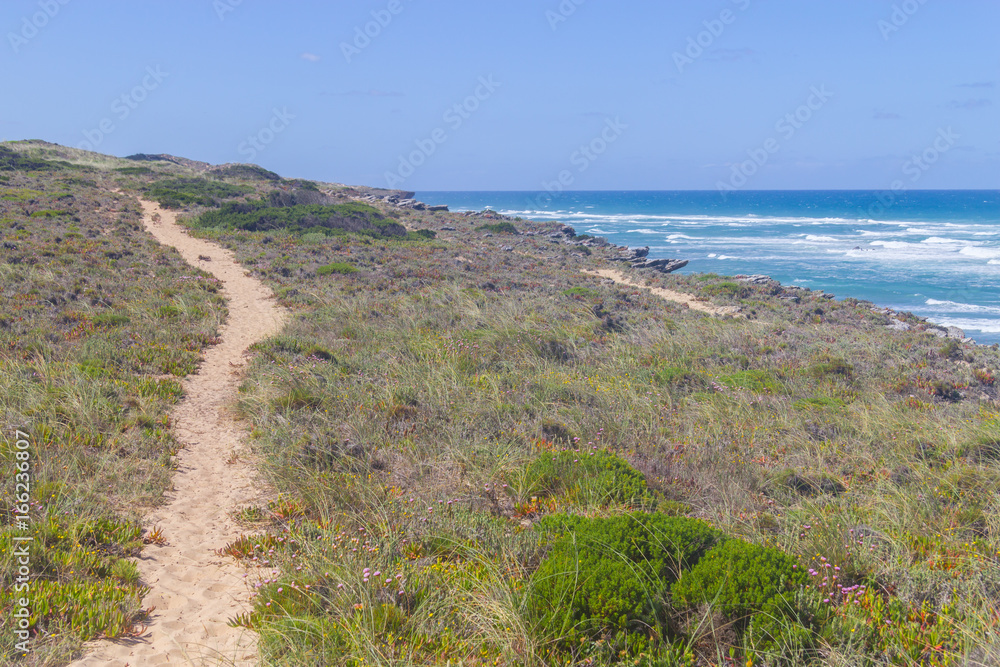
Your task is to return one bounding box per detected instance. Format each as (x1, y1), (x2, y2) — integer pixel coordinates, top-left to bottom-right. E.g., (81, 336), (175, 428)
(3, 140), (1000, 665)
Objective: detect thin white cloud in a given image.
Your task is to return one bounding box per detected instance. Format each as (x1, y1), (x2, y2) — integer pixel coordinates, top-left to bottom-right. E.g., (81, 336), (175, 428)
(300, 52), (321, 62)
(950, 98), (992, 109)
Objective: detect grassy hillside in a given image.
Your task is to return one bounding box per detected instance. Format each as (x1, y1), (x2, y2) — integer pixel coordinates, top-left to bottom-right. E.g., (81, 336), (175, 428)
(2, 141), (1000, 665)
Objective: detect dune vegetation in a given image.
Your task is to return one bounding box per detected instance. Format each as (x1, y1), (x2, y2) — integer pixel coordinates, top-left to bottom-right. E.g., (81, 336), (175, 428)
(3, 140), (1000, 665)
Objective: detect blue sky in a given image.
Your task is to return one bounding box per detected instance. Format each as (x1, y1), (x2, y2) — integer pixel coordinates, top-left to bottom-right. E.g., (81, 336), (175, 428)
(1, 0), (997, 190)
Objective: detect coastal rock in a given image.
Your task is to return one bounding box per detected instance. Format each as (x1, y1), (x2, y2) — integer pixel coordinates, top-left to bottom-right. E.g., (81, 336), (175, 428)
(631, 258), (688, 274)
(611, 246), (650, 262)
(397, 199), (426, 210)
(735, 274), (773, 285)
(927, 325), (965, 340)
(887, 318), (911, 332)
(428, 204), (449, 212)
(441, 226), (456, 231)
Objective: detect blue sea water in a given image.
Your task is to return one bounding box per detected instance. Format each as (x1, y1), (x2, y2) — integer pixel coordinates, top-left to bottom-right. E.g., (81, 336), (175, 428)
(416, 190), (1000, 345)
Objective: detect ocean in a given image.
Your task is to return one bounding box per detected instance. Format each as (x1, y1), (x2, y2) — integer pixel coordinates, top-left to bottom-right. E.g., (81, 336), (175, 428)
(416, 190), (1000, 345)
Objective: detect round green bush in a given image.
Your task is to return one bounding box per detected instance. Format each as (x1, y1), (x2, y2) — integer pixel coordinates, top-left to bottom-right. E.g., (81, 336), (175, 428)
(529, 513), (724, 645)
(524, 450), (652, 507)
(671, 539), (807, 620)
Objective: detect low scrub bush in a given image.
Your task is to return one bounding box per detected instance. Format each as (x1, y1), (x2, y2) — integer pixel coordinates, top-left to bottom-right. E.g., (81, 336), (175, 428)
(195, 200), (407, 237)
(563, 286), (599, 299)
(522, 449), (652, 507)
(702, 282), (748, 299)
(718, 369), (783, 393)
(146, 177), (251, 209)
(807, 357), (854, 380)
(671, 539), (806, 621)
(316, 262), (358, 276)
(476, 222), (518, 234)
(530, 513), (724, 647)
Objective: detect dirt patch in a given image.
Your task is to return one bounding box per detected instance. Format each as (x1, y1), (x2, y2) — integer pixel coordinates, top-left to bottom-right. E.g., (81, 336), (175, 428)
(582, 268), (742, 317)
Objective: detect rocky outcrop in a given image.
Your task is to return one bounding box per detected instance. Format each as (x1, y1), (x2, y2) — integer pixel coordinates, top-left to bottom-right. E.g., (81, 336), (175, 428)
(608, 246), (686, 273)
(611, 246), (650, 262)
(735, 274), (773, 285)
(631, 258), (688, 273)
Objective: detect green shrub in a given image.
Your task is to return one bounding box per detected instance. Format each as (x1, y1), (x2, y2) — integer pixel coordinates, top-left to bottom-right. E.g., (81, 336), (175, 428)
(113, 166), (153, 175)
(195, 200), (406, 238)
(931, 380), (962, 401)
(671, 539), (806, 621)
(412, 228), (436, 240)
(523, 450), (652, 507)
(0, 145), (67, 172)
(146, 177), (252, 208)
(476, 222), (518, 234)
(718, 369), (782, 393)
(807, 357), (854, 379)
(530, 513), (725, 645)
(563, 286), (599, 299)
(939, 339), (961, 359)
(702, 282), (747, 299)
(92, 312), (130, 327)
(316, 262), (358, 276)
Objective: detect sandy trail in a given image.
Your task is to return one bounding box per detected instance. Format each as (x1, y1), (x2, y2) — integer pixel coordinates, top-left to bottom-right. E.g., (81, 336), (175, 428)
(71, 200), (287, 666)
(582, 268), (742, 317)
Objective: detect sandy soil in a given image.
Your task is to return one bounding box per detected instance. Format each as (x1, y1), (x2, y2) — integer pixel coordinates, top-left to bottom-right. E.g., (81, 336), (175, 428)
(582, 268), (742, 317)
(70, 200), (287, 666)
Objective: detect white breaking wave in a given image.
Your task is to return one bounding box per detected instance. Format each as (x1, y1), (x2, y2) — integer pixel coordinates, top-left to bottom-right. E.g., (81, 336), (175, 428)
(803, 235), (839, 242)
(960, 246), (1000, 259)
(870, 241), (915, 249)
(925, 299), (1000, 314)
(921, 237), (968, 245)
(930, 318), (1000, 334)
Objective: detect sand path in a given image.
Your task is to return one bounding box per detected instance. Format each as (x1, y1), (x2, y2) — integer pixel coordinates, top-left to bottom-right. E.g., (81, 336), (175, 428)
(71, 200), (287, 666)
(582, 268), (742, 317)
